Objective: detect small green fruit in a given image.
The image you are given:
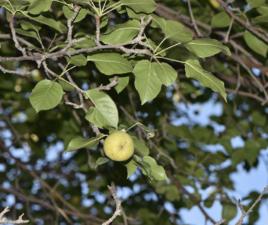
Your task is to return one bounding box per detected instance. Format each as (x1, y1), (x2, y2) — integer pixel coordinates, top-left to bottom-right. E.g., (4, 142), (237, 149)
(104, 131), (134, 161)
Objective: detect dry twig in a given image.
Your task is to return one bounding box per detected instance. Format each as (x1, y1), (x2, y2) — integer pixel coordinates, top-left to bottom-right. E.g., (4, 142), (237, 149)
(102, 184), (122, 225)
(0, 207), (29, 224)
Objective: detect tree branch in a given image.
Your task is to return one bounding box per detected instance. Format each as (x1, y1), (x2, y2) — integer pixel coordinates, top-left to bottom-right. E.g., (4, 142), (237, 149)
(102, 184), (122, 225)
(0, 207), (29, 224)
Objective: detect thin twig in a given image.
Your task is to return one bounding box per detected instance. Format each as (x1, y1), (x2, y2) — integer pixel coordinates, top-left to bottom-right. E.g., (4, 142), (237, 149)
(102, 184), (122, 225)
(97, 77), (118, 91)
(217, 0), (268, 44)
(0, 64), (31, 76)
(95, 15), (101, 45)
(187, 0), (201, 36)
(234, 186), (268, 225)
(0, 207), (29, 224)
(9, 15), (27, 56)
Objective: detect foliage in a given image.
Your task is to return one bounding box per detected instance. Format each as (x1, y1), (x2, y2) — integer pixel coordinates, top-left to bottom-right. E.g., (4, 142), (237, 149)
(0, 0), (268, 224)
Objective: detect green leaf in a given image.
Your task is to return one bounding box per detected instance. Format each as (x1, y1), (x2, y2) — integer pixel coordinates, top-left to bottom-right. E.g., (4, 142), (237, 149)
(114, 76), (129, 93)
(257, 6), (268, 15)
(85, 89), (119, 128)
(69, 54), (87, 66)
(153, 16), (193, 43)
(185, 59), (226, 101)
(132, 136), (150, 156)
(95, 157), (109, 168)
(62, 6), (88, 23)
(125, 160), (137, 178)
(28, 0), (52, 15)
(120, 0), (156, 13)
(67, 135), (103, 151)
(133, 60), (177, 104)
(222, 204), (237, 221)
(244, 31), (268, 57)
(247, 0), (265, 8)
(253, 15), (268, 24)
(101, 20), (140, 45)
(29, 80), (64, 112)
(252, 111), (266, 126)
(15, 28), (40, 43)
(21, 21), (41, 32)
(165, 185), (180, 201)
(58, 80), (75, 92)
(73, 36), (95, 49)
(142, 156), (167, 181)
(151, 164), (168, 181)
(211, 11), (231, 28)
(87, 53), (133, 75)
(185, 39), (231, 58)
(26, 14), (67, 33)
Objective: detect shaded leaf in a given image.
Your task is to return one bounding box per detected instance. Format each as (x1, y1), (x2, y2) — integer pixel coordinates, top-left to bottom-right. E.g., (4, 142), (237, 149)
(67, 135), (103, 151)
(222, 204), (237, 222)
(132, 136), (150, 156)
(26, 14), (67, 33)
(125, 160), (138, 178)
(244, 31), (268, 57)
(120, 0), (156, 13)
(185, 59), (227, 101)
(28, 0), (52, 15)
(211, 11), (231, 28)
(95, 157), (109, 168)
(114, 76), (129, 93)
(63, 5), (88, 23)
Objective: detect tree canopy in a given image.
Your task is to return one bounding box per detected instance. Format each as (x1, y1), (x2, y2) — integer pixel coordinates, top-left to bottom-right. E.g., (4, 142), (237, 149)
(0, 0), (268, 224)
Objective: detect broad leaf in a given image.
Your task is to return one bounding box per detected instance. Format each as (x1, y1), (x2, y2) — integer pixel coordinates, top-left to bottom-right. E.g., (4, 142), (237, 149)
(133, 60), (177, 104)
(125, 160), (138, 178)
(120, 0), (156, 13)
(69, 54), (87, 66)
(85, 89), (119, 128)
(154, 16), (193, 43)
(185, 39), (231, 58)
(185, 59), (227, 101)
(30, 80), (64, 112)
(28, 0), (52, 15)
(211, 11), (231, 28)
(101, 20), (140, 45)
(247, 0), (265, 8)
(132, 136), (150, 156)
(63, 6), (88, 23)
(26, 14), (67, 33)
(142, 156), (167, 181)
(114, 76), (129, 93)
(87, 53), (133, 75)
(222, 203), (237, 221)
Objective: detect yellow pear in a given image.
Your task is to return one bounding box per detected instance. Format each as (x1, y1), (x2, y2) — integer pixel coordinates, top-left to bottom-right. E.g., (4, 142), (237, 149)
(104, 131), (134, 161)
(209, 0), (220, 9)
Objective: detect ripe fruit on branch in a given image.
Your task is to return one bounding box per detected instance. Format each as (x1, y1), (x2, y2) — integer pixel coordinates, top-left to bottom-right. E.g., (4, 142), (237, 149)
(103, 131), (134, 161)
